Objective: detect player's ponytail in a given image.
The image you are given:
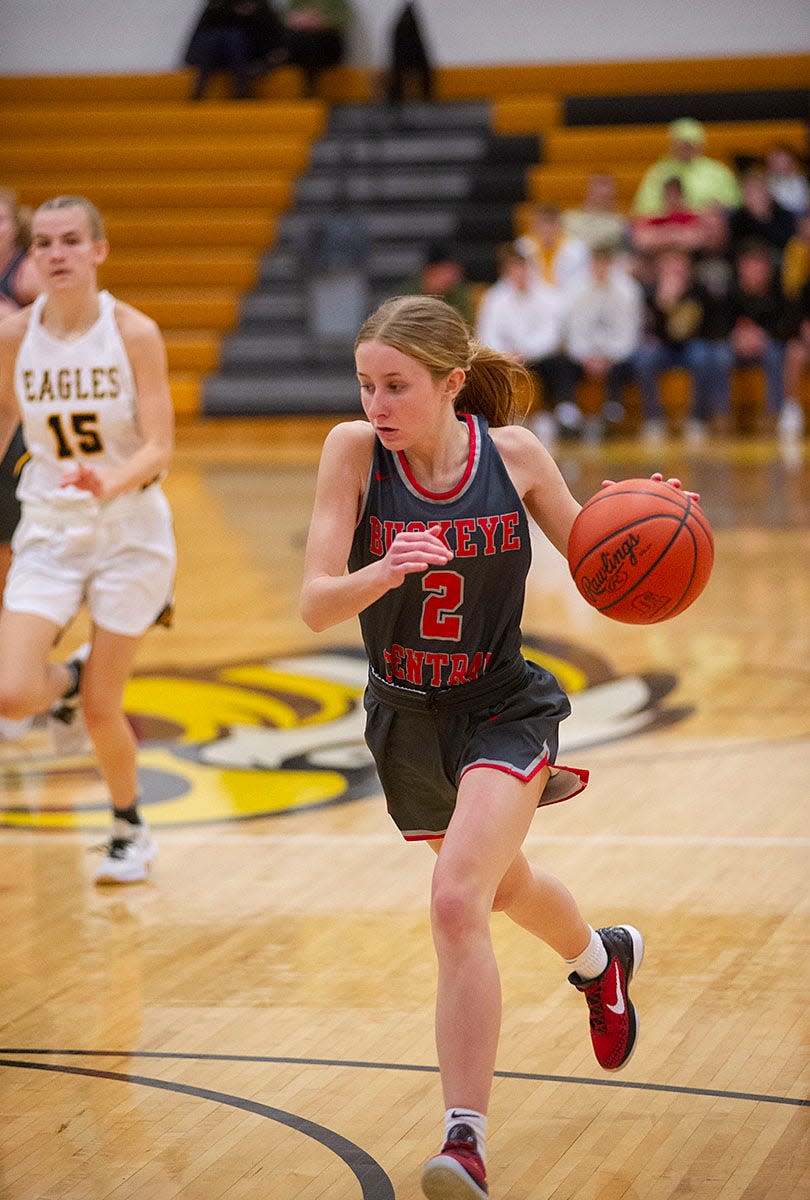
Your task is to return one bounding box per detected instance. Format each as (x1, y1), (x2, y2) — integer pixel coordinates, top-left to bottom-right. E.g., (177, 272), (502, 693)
(460, 340), (532, 428)
(355, 294), (530, 427)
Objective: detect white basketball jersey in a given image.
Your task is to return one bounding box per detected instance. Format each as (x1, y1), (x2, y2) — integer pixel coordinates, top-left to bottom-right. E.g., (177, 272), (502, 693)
(13, 290), (142, 506)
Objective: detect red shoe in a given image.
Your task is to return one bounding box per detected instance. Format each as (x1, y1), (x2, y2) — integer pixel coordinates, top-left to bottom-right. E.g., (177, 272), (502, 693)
(422, 1123), (488, 1199)
(569, 924), (644, 1070)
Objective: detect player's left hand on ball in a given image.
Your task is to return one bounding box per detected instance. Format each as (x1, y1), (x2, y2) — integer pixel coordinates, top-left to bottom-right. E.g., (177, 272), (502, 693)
(650, 472), (701, 503)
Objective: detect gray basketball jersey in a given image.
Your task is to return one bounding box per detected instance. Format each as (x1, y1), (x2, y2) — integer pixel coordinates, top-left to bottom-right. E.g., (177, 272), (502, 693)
(349, 413), (531, 691)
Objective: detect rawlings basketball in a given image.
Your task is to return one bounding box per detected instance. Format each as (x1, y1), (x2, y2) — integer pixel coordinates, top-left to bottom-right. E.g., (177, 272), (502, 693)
(567, 478), (714, 624)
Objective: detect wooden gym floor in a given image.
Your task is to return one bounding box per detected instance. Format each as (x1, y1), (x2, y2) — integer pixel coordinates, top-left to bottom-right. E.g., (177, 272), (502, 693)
(1, 418), (808, 1199)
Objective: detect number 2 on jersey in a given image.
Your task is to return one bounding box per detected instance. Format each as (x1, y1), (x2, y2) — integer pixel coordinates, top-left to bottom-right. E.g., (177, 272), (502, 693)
(420, 570), (464, 641)
(47, 412), (104, 458)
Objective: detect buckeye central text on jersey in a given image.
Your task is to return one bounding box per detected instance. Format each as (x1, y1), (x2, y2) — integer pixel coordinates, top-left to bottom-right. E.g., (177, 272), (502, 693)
(349, 413), (531, 691)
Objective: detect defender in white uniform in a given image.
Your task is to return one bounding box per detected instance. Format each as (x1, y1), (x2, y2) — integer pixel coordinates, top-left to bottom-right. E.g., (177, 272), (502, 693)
(0, 195), (176, 884)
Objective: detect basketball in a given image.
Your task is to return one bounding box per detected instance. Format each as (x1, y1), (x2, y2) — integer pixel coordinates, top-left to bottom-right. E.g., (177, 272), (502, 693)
(567, 478), (714, 624)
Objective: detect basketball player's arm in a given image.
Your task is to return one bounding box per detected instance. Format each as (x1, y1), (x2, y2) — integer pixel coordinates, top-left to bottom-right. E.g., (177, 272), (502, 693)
(0, 313), (25, 464)
(61, 305), (174, 500)
(493, 424), (581, 557)
(301, 423), (452, 632)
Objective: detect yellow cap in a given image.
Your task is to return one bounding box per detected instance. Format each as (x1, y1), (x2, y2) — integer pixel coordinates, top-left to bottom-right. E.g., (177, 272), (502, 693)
(669, 118), (705, 145)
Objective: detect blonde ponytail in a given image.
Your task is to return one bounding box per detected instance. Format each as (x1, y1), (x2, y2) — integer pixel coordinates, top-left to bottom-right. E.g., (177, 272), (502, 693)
(458, 341), (533, 427)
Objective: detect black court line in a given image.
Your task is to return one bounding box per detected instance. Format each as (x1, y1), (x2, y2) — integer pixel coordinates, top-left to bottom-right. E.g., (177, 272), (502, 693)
(0, 1058), (394, 1200)
(1, 1049), (807, 1109)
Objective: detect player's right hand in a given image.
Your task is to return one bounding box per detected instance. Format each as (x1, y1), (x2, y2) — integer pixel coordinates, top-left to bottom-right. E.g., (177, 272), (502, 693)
(381, 523), (452, 586)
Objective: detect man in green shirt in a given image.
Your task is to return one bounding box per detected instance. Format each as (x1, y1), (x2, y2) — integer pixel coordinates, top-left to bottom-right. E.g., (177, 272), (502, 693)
(633, 118), (742, 217)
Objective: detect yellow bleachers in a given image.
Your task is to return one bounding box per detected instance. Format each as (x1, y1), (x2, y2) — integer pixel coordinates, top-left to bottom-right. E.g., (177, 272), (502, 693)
(99, 249), (258, 289)
(439, 53), (810, 101)
(3, 100), (325, 139)
(2, 79), (328, 415)
(541, 120), (809, 165)
(3, 138), (313, 175)
(103, 210), (276, 249)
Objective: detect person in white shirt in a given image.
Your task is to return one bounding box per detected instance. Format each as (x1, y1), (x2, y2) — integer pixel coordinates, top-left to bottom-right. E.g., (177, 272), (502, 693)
(516, 203), (591, 293)
(564, 242), (644, 439)
(476, 245), (573, 438)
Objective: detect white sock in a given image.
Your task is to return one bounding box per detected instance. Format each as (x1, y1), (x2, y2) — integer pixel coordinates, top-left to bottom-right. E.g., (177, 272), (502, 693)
(445, 1107), (487, 1164)
(565, 926), (608, 980)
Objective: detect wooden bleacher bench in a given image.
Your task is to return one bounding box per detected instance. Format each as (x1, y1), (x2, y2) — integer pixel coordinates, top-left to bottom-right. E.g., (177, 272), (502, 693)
(103, 210), (276, 249)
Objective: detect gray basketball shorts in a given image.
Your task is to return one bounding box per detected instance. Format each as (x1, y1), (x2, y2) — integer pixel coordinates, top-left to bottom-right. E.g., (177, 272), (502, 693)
(363, 656), (589, 841)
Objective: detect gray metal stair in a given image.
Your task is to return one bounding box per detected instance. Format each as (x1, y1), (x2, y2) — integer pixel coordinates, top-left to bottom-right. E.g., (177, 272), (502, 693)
(203, 101), (537, 416)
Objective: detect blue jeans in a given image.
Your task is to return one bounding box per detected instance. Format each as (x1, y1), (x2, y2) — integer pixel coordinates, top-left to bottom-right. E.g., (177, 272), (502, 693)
(712, 337), (787, 414)
(633, 339), (730, 421)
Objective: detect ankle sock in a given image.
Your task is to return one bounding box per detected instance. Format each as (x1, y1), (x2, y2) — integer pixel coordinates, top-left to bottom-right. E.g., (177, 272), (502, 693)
(565, 926), (608, 980)
(445, 1107), (487, 1164)
(114, 803), (142, 826)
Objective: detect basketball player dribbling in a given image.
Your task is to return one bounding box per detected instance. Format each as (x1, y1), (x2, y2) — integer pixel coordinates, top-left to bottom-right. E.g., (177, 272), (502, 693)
(301, 295), (694, 1200)
(0, 195), (176, 884)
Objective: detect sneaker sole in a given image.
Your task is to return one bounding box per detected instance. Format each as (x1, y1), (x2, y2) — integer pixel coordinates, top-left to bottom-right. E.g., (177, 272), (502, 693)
(94, 843), (157, 885)
(620, 924), (645, 977)
(422, 1159), (488, 1200)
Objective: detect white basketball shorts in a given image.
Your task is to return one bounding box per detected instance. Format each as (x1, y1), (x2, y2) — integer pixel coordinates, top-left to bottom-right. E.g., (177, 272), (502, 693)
(4, 486), (176, 637)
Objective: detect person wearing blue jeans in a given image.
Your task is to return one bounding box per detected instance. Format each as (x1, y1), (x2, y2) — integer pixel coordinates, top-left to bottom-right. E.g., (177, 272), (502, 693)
(633, 249), (731, 439)
(634, 336), (730, 428)
(715, 239), (791, 432)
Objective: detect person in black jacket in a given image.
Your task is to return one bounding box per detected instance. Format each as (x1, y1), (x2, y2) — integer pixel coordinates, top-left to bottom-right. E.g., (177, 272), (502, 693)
(184, 0), (286, 99)
(711, 239), (792, 433)
(728, 169), (796, 262)
(386, 2), (434, 105)
(632, 248), (730, 439)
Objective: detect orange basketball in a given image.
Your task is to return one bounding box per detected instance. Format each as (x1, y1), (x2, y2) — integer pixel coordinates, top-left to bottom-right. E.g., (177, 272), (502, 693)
(567, 478), (714, 624)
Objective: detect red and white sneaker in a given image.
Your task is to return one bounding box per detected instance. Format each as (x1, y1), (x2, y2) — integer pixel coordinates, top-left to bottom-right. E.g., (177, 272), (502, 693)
(422, 1123), (488, 1199)
(569, 924), (644, 1071)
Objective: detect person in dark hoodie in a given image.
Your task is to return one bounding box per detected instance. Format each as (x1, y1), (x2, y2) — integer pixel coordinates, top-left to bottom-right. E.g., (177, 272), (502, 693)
(386, 2), (434, 105)
(184, 0), (287, 99)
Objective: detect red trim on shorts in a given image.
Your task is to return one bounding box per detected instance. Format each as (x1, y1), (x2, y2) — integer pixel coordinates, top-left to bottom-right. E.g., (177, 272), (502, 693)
(459, 754), (549, 784)
(396, 412), (476, 500)
(398, 764), (590, 841)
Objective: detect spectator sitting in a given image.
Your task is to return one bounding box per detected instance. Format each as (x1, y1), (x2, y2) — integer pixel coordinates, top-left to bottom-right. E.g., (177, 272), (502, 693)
(633, 117), (741, 217)
(782, 212), (810, 301)
(729, 167), (796, 262)
(0, 188), (39, 318)
(475, 244), (573, 441)
(403, 243), (475, 326)
(633, 248), (731, 441)
(563, 241), (643, 441)
(781, 275), (810, 439)
(184, 0), (287, 100)
(563, 173), (629, 252)
(765, 143), (810, 217)
(713, 239), (792, 435)
(516, 203), (591, 293)
(282, 0), (351, 97)
(632, 176), (708, 255)
(693, 204), (733, 300)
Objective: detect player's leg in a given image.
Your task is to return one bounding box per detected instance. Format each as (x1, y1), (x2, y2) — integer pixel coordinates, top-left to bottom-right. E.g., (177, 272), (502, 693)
(0, 608), (74, 720)
(429, 765), (550, 1112)
(494, 849), (644, 1073)
(82, 625), (156, 884)
(422, 766), (548, 1199)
